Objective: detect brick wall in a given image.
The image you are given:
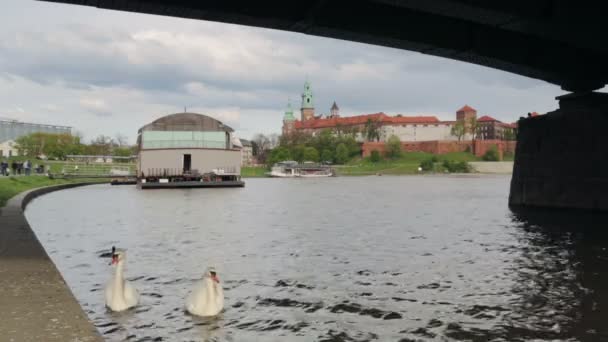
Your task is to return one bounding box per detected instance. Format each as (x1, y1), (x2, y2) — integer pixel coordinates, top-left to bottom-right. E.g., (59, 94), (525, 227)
(362, 139), (513, 159)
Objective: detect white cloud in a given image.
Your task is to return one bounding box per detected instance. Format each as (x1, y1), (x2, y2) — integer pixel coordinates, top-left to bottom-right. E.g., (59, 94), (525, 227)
(0, 0), (569, 143)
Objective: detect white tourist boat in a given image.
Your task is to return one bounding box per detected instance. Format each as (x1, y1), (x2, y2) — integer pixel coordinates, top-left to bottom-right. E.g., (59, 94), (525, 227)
(269, 161), (334, 178)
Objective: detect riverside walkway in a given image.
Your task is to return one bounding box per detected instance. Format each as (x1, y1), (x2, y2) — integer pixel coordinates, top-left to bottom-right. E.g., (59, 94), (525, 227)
(0, 184), (102, 341)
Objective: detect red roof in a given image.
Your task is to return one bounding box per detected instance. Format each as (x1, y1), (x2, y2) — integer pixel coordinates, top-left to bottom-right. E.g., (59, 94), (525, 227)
(477, 115), (498, 122)
(457, 104), (476, 112)
(294, 112), (439, 129)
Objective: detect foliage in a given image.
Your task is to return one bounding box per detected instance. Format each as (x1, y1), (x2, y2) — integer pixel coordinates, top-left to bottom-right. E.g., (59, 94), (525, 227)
(385, 135), (402, 159)
(266, 147), (291, 167)
(364, 118), (381, 142)
(335, 143), (349, 164)
(441, 160), (470, 173)
(321, 149), (333, 163)
(240, 166), (267, 177)
(482, 145), (500, 161)
(451, 120), (466, 141)
(252, 133), (273, 163)
(503, 128), (516, 141)
(274, 128), (360, 165)
(420, 158), (435, 171)
(303, 146), (320, 162)
(291, 145), (306, 163)
(468, 116), (479, 140)
(369, 150), (381, 163)
(15, 133), (82, 159)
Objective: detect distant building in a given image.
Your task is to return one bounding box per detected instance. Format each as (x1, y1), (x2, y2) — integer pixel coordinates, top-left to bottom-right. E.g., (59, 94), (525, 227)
(477, 115), (517, 140)
(0, 139), (18, 158)
(0, 119), (72, 157)
(239, 139), (254, 166)
(136, 113), (241, 177)
(281, 81), (518, 143)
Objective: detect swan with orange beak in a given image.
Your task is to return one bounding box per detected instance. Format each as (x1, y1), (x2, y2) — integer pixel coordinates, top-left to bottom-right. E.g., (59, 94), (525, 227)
(105, 246), (139, 312)
(186, 267), (224, 316)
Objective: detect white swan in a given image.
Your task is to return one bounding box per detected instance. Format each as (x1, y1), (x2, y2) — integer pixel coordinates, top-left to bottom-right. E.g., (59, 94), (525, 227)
(105, 247), (139, 312)
(186, 267), (224, 317)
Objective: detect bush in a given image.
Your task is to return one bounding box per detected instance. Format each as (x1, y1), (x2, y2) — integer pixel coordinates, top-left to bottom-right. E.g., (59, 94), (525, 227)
(321, 149), (333, 163)
(370, 150), (381, 163)
(441, 160), (470, 173)
(303, 146), (319, 162)
(385, 135), (402, 159)
(482, 145), (500, 161)
(335, 143), (349, 164)
(420, 158), (435, 171)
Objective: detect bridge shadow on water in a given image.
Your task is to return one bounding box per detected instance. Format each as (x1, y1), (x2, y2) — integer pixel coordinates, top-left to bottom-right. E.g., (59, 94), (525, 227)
(506, 207), (608, 342)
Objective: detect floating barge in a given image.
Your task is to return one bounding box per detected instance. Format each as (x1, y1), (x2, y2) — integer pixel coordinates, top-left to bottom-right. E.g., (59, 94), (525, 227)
(138, 170), (244, 189)
(135, 112), (244, 190)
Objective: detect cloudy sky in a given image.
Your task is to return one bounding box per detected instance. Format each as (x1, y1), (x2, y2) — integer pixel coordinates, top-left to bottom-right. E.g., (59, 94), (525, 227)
(1, 1), (568, 144)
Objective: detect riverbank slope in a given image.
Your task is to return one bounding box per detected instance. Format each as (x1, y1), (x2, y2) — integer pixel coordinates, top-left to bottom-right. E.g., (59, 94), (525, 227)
(0, 182), (103, 341)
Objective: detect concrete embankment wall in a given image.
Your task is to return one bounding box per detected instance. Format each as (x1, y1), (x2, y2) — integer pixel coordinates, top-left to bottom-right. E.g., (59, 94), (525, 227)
(0, 183), (102, 341)
(509, 92), (608, 211)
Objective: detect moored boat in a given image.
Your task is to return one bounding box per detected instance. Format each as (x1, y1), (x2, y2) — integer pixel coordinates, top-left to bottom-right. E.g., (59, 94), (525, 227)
(269, 161), (334, 178)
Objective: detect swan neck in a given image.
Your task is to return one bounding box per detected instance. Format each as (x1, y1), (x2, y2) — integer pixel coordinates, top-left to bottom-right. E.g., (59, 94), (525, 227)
(114, 261), (125, 284)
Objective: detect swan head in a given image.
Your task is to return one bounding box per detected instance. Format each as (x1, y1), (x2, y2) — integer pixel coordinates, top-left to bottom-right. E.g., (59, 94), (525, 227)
(110, 246), (126, 265)
(206, 267), (220, 283)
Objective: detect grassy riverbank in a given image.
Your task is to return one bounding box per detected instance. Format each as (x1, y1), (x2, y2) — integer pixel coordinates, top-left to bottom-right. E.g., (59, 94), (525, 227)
(241, 166), (267, 177)
(336, 152), (479, 176)
(0, 176), (106, 207)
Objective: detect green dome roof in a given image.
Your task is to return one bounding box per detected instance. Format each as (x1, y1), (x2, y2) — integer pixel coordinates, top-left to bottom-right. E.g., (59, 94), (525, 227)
(283, 100), (295, 121)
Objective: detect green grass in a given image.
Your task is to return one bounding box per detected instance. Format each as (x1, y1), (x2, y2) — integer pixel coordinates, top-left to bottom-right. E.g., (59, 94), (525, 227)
(0, 176), (107, 208)
(241, 166), (267, 177)
(337, 151), (480, 176)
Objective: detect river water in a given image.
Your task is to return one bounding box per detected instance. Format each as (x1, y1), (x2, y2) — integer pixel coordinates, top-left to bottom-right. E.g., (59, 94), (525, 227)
(25, 176), (608, 342)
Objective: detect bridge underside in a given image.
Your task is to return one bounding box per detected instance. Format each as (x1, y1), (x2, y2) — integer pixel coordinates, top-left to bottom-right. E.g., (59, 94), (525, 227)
(41, 0), (608, 92)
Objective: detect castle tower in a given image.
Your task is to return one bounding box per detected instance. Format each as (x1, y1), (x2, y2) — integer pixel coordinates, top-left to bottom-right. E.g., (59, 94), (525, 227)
(329, 101), (340, 118)
(456, 104), (477, 122)
(282, 99), (296, 136)
(301, 80), (315, 121)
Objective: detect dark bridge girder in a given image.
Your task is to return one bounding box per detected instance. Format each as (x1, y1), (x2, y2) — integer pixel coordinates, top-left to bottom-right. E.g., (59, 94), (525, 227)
(41, 0), (608, 92)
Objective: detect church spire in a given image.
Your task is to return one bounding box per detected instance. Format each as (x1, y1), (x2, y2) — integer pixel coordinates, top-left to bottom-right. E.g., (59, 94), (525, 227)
(283, 98), (295, 122)
(300, 80), (315, 121)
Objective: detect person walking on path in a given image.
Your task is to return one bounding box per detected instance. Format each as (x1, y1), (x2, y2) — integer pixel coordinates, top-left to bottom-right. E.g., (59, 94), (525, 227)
(11, 161), (17, 175)
(0, 159), (7, 176)
(24, 160), (31, 176)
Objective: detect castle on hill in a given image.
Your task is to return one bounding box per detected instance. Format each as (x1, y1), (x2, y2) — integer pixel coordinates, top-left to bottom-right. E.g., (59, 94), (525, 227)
(281, 81), (517, 143)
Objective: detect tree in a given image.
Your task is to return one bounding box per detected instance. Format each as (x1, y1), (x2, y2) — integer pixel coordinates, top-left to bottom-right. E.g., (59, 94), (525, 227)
(364, 118), (381, 142)
(266, 147), (291, 166)
(89, 135), (115, 157)
(335, 143), (349, 164)
(114, 133), (129, 147)
(321, 149), (333, 163)
(468, 116), (479, 154)
(451, 120), (466, 142)
(268, 133), (280, 149)
(15, 132), (82, 159)
(482, 145), (500, 161)
(303, 146), (319, 162)
(252, 133), (271, 163)
(385, 135), (402, 159)
(291, 145), (306, 163)
(503, 128), (516, 141)
(370, 150), (381, 163)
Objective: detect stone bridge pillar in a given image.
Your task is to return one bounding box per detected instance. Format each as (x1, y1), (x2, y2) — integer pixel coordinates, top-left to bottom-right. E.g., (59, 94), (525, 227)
(509, 92), (608, 211)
